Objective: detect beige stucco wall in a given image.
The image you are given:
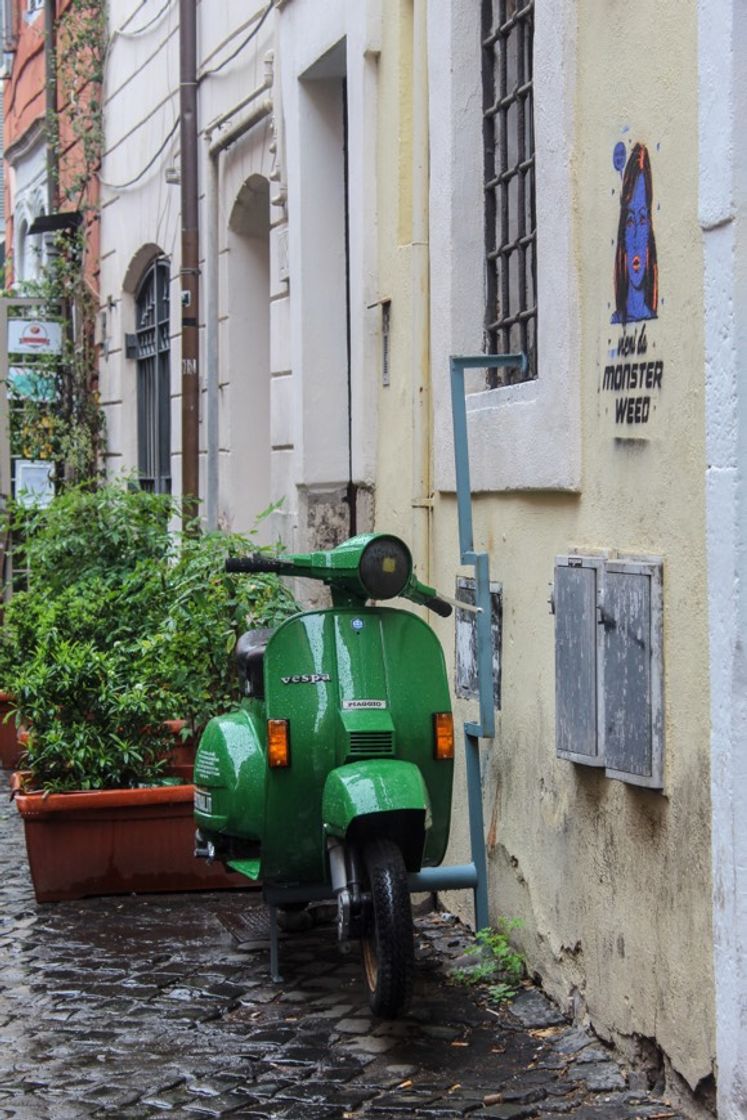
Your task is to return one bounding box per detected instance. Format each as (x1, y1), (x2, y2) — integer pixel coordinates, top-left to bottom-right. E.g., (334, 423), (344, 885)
(374, 2), (433, 571)
(376, 0), (714, 1099)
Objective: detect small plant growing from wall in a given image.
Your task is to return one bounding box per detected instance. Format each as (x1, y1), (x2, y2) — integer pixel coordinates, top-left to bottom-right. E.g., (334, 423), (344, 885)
(451, 919), (525, 1004)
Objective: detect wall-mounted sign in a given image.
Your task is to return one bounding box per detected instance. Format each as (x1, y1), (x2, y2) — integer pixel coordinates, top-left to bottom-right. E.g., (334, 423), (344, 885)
(14, 460), (55, 507)
(7, 366), (56, 401)
(7, 319), (63, 355)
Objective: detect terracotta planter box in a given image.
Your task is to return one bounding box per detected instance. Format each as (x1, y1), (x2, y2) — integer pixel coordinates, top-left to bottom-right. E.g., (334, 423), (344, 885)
(12, 771), (253, 903)
(162, 719), (197, 769)
(0, 693), (22, 772)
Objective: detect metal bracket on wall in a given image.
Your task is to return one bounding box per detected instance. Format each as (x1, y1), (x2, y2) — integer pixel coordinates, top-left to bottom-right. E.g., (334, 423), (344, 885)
(449, 353), (527, 931)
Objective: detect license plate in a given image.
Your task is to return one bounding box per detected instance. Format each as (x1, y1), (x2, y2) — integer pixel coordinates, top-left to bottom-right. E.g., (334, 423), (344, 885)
(194, 788), (212, 815)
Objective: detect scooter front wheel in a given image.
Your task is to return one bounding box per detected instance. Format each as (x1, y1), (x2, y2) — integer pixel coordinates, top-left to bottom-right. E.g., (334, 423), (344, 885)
(360, 838), (415, 1017)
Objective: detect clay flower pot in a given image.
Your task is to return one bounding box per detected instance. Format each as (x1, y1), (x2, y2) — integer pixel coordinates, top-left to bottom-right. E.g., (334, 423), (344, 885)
(162, 719), (197, 768)
(11, 770), (253, 903)
(0, 692), (22, 772)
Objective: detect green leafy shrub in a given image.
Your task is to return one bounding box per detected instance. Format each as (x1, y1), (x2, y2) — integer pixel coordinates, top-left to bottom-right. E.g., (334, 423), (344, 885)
(2, 481), (297, 791)
(8, 483), (175, 591)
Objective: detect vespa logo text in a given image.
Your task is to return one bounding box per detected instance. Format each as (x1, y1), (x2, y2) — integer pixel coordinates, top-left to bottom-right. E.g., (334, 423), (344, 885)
(281, 674), (331, 685)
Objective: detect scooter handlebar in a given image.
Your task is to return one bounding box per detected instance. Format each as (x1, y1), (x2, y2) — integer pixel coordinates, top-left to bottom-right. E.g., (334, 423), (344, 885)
(225, 551), (454, 617)
(422, 596), (453, 619)
(403, 574), (454, 618)
(225, 555), (287, 575)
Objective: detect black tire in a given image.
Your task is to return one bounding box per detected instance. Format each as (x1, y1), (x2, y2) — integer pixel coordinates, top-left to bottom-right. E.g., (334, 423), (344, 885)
(360, 838), (415, 1018)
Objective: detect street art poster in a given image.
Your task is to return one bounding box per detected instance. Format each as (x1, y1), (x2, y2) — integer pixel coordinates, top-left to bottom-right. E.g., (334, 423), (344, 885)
(599, 138), (664, 438)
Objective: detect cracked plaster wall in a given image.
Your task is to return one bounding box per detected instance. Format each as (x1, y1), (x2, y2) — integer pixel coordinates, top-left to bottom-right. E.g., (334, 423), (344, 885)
(424, 0), (715, 1100)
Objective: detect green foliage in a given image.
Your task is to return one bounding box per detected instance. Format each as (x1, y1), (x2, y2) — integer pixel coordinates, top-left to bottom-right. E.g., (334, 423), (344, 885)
(8, 225), (105, 485)
(9, 483), (174, 592)
(11, 638), (174, 791)
(2, 482), (298, 792)
(451, 919), (525, 1004)
(6, 3), (106, 489)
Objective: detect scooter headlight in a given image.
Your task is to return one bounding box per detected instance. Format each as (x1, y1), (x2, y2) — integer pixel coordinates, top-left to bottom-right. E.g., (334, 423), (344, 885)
(359, 536), (412, 600)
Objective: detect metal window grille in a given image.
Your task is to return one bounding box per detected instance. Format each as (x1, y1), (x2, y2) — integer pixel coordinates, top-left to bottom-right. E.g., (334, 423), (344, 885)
(135, 259), (171, 494)
(482, 0), (537, 386)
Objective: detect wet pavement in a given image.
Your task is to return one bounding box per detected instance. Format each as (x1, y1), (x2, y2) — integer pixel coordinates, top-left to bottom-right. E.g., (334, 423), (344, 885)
(0, 773), (686, 1119)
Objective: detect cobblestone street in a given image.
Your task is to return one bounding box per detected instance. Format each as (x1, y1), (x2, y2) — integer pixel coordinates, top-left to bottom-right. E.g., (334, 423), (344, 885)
(0, 773), (685, 1120)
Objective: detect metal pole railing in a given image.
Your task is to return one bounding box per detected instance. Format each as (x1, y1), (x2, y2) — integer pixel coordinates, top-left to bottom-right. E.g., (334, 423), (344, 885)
(449, 353), (527, 931)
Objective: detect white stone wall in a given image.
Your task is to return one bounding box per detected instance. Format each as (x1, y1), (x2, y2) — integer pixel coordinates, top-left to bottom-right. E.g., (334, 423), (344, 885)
(700, 0), (747, 1114)
(100, 0), (381, 551)
(99, 0), (183, 488)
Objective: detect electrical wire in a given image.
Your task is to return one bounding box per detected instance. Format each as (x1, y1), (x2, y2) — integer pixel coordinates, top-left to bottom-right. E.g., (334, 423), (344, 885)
(101, 0), (272, 191)
(100, 116), (180, 192)
(99, 0), (178, 186)
(199, 2), (273, 80)
(116, 0), (174, 38)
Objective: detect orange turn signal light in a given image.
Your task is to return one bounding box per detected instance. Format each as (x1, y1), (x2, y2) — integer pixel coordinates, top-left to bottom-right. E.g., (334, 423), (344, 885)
(267, 719), (290, 768)
(433, 712), (454, 760)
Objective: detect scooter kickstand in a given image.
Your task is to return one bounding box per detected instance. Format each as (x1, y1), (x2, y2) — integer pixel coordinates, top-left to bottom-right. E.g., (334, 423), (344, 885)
(268, 904), (283, 983)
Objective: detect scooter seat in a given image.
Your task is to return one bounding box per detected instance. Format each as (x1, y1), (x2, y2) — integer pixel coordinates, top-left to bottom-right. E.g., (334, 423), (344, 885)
(235, 628), (275, 698)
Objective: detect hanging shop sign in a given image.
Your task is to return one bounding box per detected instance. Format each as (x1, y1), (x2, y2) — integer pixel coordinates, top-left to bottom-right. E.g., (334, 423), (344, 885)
(7, 319), (63, 356)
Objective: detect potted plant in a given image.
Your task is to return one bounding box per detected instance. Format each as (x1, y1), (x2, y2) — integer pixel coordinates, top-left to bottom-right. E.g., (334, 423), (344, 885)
(0, 592), (22, 770)
(4, 481), (297, 901)
(0, 691), (21, 771)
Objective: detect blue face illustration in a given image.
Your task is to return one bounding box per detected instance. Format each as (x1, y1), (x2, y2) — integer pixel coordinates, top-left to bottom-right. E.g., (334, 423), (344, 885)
(625, 173), (649, 292)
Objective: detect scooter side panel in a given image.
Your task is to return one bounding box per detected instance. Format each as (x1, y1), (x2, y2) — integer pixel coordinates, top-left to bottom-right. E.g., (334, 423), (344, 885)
(193, 707), (267, 841)
(262, 613), (339, 883)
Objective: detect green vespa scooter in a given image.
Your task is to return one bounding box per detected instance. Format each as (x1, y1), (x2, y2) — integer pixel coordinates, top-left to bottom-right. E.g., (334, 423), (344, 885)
(193, 533), (458, 1017)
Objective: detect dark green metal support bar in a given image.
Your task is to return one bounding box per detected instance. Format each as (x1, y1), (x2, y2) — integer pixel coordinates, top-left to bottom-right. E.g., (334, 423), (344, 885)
(449, 353), (527, 932)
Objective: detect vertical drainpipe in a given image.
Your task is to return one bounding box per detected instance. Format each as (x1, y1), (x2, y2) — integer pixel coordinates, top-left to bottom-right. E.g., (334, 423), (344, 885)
(205, 147), (219, 531)
(411, 0), (431, 582)
(44, 0), (57, 214)
(179, 0), (200, 528)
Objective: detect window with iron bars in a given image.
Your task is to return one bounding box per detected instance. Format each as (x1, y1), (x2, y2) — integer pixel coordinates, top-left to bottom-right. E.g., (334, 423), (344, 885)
(482, 0), (536, 386)
(135, 259), (171, 494)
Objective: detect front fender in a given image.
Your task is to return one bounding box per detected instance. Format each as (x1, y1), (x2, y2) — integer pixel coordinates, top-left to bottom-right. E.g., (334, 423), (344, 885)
(323, 760), (431, 871)
(323, 760), (430, 834)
